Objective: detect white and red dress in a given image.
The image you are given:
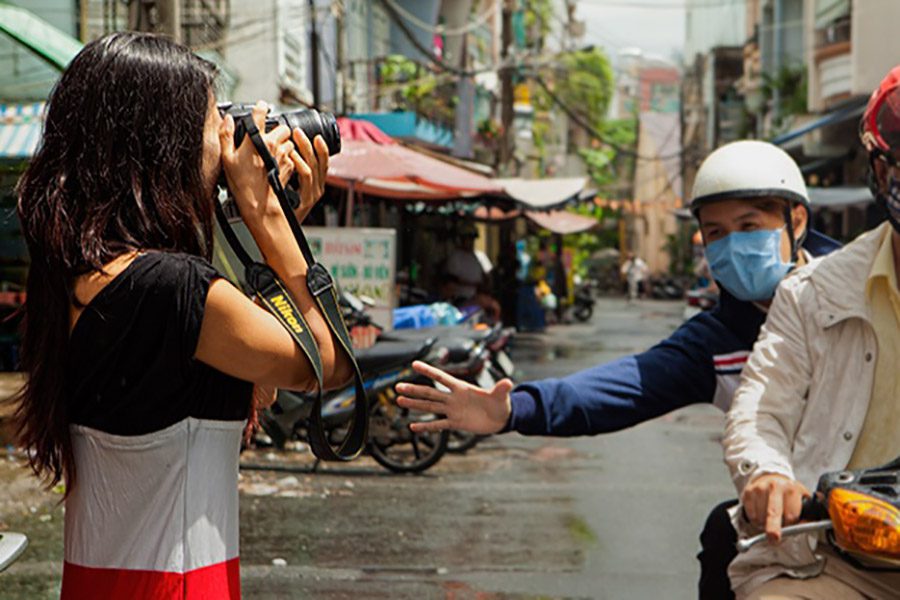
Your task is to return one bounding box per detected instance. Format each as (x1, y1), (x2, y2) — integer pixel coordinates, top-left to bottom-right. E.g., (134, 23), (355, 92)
(61, 252), (252, 599)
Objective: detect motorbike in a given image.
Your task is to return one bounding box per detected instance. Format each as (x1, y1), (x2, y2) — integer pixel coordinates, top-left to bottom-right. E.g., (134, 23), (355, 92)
(339, 291), (517, 454)
(0, 532), (27, 573)
(380, 321), (518, 454)
(572, 282), (596, 323)
(650, 276), (686, 300)
(257, 337), (452, 474)
(683, 288), (718, 320)
(737, 457), (900, 569)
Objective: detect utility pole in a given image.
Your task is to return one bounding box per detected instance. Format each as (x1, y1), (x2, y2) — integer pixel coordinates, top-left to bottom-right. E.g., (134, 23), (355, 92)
(499, 0), (514, 174)
(771, 0), (783, 125)
(128, 0), (154, 33)
(309, 0), (321, 108)
(336, 1), (347, 114)
(157, 0), (182, 43)
(453, 35), (475, 159)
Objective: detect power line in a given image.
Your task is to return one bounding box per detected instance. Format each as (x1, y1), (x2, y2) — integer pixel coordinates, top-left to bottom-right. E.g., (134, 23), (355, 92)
(376, 0), (496, 78)
(379, 0), (498, 36)
(532, 75), (683, 161)
(580, 0), (744, 9)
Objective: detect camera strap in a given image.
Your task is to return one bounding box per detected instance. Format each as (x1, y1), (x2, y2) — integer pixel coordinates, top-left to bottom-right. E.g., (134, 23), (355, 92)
(214, 114), (368, 462)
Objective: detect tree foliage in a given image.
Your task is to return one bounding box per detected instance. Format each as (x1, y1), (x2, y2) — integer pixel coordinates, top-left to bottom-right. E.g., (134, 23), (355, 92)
(556, 48), (615, 130)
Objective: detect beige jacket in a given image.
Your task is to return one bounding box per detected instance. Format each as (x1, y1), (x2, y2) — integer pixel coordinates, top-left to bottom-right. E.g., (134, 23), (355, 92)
(723, 223), (890, 595)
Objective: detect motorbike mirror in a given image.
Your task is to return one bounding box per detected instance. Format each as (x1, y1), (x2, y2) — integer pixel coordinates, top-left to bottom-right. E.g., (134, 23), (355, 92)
(828, 488), (900, 561)
(341, 291), (365, 313)
(0, 532), (28, 572)
(358, 295), (376, 308)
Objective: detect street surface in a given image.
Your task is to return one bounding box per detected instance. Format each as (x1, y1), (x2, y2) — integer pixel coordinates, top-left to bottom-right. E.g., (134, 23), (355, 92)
(0, 298), (734, 599)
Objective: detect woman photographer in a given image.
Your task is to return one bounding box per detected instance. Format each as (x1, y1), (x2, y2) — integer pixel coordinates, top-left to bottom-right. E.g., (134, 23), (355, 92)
(13, 32), (348, 599)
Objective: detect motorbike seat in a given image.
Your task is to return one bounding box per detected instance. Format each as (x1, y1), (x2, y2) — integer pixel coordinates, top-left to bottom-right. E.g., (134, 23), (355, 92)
(441, 337), (477, 364)
(380, 325), (493, 345)
(354, 338), (435, 375)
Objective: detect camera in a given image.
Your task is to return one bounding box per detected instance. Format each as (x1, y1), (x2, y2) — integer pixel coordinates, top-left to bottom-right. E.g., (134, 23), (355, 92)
(217, 102), (342, 157)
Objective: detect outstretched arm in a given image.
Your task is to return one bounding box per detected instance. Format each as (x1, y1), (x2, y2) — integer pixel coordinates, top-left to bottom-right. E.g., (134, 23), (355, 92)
(396, 320), (717, 436)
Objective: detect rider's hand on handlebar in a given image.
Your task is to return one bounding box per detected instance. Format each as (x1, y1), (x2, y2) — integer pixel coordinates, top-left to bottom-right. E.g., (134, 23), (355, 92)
(741, 473), (810, 543)
(395, 361), (514, 435)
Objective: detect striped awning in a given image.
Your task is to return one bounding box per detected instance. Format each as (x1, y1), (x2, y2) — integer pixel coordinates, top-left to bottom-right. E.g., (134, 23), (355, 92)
(0, 102), (45, 159)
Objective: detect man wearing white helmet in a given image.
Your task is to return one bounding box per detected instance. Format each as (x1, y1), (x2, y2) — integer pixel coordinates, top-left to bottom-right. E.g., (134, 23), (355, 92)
(722, 66), (900, 599)
(395, 140), (840, 598)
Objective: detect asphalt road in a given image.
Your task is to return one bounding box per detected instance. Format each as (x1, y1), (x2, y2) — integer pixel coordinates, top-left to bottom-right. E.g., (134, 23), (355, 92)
(0, 297), (735, 599)
(238, 297), (735, 599)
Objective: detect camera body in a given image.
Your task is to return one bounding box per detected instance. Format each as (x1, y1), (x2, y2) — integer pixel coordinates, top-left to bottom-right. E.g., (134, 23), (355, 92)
(217, 103), (341, 208)
(217, 102), (342, 157)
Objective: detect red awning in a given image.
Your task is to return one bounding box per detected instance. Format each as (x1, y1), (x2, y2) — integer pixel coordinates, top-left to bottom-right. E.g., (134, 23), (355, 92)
(336, 117), (396, 144)
(525, 210), (598, 235)
(473, 205), (521, 221)
(328, 119), (502, 200)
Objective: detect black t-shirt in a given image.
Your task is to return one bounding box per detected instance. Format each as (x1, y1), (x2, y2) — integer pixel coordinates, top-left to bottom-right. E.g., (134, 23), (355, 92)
(66, 252), (252, 435)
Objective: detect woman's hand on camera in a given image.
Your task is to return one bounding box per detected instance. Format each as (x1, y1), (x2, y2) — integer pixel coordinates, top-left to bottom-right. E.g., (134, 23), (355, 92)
(219, 100), (295, 223)
(288, 129), (330, 222)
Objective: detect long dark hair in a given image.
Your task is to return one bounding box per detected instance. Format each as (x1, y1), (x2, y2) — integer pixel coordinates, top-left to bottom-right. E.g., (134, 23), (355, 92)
(13, 32), (218, 490)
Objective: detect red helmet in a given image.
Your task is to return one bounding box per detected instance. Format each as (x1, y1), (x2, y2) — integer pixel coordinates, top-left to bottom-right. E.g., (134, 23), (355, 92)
(860, 65), (900, 158)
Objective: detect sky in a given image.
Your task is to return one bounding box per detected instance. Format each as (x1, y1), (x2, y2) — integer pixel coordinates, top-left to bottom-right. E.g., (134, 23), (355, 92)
(575, 0), (687, 66)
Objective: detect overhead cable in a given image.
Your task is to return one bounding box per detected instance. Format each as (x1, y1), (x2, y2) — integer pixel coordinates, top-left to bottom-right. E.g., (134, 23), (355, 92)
(380, 0), (498, 36)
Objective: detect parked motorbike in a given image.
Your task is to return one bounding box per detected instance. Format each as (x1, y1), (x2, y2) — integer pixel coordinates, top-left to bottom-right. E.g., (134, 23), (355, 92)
(683, 288), (718, 320)
(0, 532), (27, 572)
(737, 457), (900, 569)
(572, 282), (596, 323)
(650, 276), (685, 300)
(258, 337), (451, 474)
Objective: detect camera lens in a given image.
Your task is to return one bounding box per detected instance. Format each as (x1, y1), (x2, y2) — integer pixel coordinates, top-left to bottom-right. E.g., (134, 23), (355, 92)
(217, 103), (342, 158)
(281, 109), (342, 156)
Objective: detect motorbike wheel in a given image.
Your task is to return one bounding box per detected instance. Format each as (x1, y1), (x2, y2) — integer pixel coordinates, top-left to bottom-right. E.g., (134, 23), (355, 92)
(573, 303), (593, 322)
(446, 430), (486, 454)
(368, 400), (449, 474)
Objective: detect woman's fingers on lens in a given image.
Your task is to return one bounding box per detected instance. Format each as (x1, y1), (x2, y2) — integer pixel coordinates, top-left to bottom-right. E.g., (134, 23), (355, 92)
(219, 114), (236, 161)
(292, 128), (318, 174)
(314, 135), (329, 189)
(269, 124), (292, 146)
(295, 158), (313, 195)
(251, 100), (268, 134)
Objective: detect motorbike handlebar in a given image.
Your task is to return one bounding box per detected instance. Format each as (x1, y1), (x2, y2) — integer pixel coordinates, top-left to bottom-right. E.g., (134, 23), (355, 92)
(736, 496), (831, 554)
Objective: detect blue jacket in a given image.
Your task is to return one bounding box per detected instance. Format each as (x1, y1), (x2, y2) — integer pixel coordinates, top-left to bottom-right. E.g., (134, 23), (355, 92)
(505, 231), (842, 436)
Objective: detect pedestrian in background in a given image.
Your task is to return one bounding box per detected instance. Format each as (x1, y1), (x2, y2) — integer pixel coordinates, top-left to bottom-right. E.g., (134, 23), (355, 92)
(620, 251), (649, 302)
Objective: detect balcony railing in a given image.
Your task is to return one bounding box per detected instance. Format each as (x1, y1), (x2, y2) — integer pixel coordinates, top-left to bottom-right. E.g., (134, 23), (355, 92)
(814, 17), (851, 51)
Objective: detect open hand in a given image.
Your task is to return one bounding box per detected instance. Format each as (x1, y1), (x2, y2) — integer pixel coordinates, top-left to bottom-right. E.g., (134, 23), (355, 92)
(395, 361), (514, 435)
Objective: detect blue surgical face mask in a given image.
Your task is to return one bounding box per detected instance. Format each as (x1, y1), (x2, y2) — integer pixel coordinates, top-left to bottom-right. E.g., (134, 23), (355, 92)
(705, 228), (794, 302)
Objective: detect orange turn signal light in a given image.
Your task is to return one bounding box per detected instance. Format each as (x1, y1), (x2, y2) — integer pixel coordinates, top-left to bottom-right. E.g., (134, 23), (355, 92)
(828, 488), (900, 561)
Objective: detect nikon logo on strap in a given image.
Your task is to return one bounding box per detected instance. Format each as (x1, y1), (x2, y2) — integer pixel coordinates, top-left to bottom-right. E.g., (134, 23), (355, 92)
(270, 294), (304, 334)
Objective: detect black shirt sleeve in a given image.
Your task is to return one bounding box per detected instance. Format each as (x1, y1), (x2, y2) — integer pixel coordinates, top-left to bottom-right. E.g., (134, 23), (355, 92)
(66, 252), (252, 435)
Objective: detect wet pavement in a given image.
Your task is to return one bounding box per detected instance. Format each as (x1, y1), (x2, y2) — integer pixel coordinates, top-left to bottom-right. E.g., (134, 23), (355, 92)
(0, 298), (735, 599)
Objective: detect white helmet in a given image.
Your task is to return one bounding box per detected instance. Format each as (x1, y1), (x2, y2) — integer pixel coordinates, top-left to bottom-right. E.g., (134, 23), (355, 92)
(690, 140), (809, 215)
